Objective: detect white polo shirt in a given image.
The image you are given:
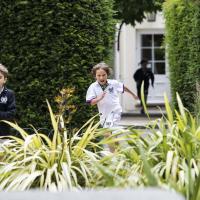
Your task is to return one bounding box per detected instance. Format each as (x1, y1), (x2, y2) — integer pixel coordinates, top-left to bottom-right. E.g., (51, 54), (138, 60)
(86, 79), (124, 127)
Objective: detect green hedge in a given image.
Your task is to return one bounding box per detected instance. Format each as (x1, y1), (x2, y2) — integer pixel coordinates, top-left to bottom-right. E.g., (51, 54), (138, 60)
(0, 0), (115, 130)
(164, 0), (200, 112)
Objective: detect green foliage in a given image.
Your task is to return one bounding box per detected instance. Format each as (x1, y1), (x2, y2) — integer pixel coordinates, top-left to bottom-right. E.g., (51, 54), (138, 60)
(89, 93), (200, 200)
(163, 0), (200, 112)
(195, 82), (200, 123)
(0, 93), (200, 200)
(113, 0), (164, 25)
(0, 0), (115, 129)
(0, 102), (103, 191)
(54, 87), (78, 128)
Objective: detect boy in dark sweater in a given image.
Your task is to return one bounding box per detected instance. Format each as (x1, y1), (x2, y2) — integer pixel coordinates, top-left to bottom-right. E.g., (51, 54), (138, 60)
(0, 64), (16, 136)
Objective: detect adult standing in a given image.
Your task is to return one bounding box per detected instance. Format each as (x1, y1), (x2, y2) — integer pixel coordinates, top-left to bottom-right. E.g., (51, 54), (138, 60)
(133, 59), (154, 114)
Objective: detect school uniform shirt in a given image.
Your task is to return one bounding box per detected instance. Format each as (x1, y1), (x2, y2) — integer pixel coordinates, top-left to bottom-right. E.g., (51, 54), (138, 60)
(0, 87), (16, 136)
(86, 79), (124, 127)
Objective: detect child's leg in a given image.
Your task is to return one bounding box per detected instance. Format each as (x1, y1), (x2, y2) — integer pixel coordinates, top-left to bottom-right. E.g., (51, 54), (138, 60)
(104, 131), (115, 153)
(103, 112), (121, 153)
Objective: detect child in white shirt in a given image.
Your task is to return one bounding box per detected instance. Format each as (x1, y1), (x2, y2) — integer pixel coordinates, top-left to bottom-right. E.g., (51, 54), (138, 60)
(86, 62), (138, 152)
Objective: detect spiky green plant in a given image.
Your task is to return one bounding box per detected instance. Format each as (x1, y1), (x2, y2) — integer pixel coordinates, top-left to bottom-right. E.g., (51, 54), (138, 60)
(0, 92), (199, 200)
(124, 93), (200, 199)
(91, 93), (200, 200)
(0, 101), (104, 191)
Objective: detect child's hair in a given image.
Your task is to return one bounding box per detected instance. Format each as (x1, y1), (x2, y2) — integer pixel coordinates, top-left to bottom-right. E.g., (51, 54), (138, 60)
(139, 59), (148, 65)
(0, 64), (8, 78)
(91, 62), (112, 76)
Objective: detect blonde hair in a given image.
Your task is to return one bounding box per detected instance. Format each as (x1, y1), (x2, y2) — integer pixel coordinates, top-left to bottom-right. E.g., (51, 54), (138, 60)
(0, 64), (8, 78)
(91, 62), (112, 76)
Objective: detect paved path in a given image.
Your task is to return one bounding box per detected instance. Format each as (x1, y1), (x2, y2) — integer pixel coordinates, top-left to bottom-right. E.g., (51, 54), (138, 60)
(119, 112), (163, 128)
(119, 103), (166, 128)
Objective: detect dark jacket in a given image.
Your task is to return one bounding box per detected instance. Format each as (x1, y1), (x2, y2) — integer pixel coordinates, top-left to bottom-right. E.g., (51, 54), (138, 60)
(0, 87), (16, 136)
(133, 68), (154, 89)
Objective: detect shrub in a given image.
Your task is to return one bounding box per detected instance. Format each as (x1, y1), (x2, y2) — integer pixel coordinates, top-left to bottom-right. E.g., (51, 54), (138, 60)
(0, 102), (103, 191)
(194, 82), (200, 122)
(94, 93), (200, 199)
(163, 0), (200, 112)
(0, 0), (115, 129)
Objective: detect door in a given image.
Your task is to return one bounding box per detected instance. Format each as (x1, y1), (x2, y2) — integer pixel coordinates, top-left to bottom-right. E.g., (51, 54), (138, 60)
(137, 31), (170, 103)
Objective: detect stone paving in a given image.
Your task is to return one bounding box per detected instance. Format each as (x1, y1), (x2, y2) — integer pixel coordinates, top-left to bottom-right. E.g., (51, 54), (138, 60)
(120, 104), (166, 128)
(119, 112), (163, 128)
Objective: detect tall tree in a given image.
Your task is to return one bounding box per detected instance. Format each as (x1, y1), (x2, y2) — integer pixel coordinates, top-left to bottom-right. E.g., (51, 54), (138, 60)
(114, 0), (164, 26)
(113, 0), (164, 50)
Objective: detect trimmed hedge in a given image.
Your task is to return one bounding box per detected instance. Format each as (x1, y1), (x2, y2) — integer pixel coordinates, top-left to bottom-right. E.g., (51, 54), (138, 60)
(0, 0), (115, 129)
(164, 0), (200, 112)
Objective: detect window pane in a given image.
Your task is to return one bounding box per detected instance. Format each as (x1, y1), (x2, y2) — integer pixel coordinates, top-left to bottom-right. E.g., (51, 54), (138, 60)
(154, 62), (165, 74)
(155, 48), (165, 60)
(154, 34), (164, 47)
(141, 48), (152, 60)
(140, 34), (166, 75)
(141, 35), (152, 47)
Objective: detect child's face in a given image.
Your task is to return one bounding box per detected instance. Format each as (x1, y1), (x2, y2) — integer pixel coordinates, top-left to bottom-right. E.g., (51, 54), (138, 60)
(0, 72), (7, 88)
(141, 62), (148, 69)
(95, 69), (108, 85)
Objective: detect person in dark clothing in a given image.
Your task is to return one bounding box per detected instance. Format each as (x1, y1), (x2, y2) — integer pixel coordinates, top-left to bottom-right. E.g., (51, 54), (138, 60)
(0, 64), (16, 136)
(133, 59), (154, 114)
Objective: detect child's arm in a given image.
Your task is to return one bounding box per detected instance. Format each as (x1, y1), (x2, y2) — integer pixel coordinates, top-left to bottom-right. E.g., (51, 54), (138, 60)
(0, 91), (16, 120)
(124, 86), (138, 100)
(90, 91), (106, 105)
(151, 71), (154, 87)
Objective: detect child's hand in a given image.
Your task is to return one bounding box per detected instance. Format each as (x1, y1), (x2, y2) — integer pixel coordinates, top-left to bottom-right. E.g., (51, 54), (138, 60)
(133, 94), (139, 100)
(90, 92), (106, 105)
(98, 91), (106, 101)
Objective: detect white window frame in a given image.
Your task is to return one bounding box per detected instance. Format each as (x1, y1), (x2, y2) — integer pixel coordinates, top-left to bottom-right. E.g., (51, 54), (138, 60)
(136, 29), (166, 75)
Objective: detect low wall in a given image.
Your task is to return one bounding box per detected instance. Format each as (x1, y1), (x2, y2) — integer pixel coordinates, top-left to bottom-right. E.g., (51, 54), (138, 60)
(0, 188), (184, 200)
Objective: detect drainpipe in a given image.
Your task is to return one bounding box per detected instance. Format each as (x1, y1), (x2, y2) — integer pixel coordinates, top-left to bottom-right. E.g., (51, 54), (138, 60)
(115, 21), (124, 80)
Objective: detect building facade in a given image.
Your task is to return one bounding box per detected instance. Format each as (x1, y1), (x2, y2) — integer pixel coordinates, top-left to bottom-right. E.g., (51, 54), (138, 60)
(114, 12), (171, 113)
